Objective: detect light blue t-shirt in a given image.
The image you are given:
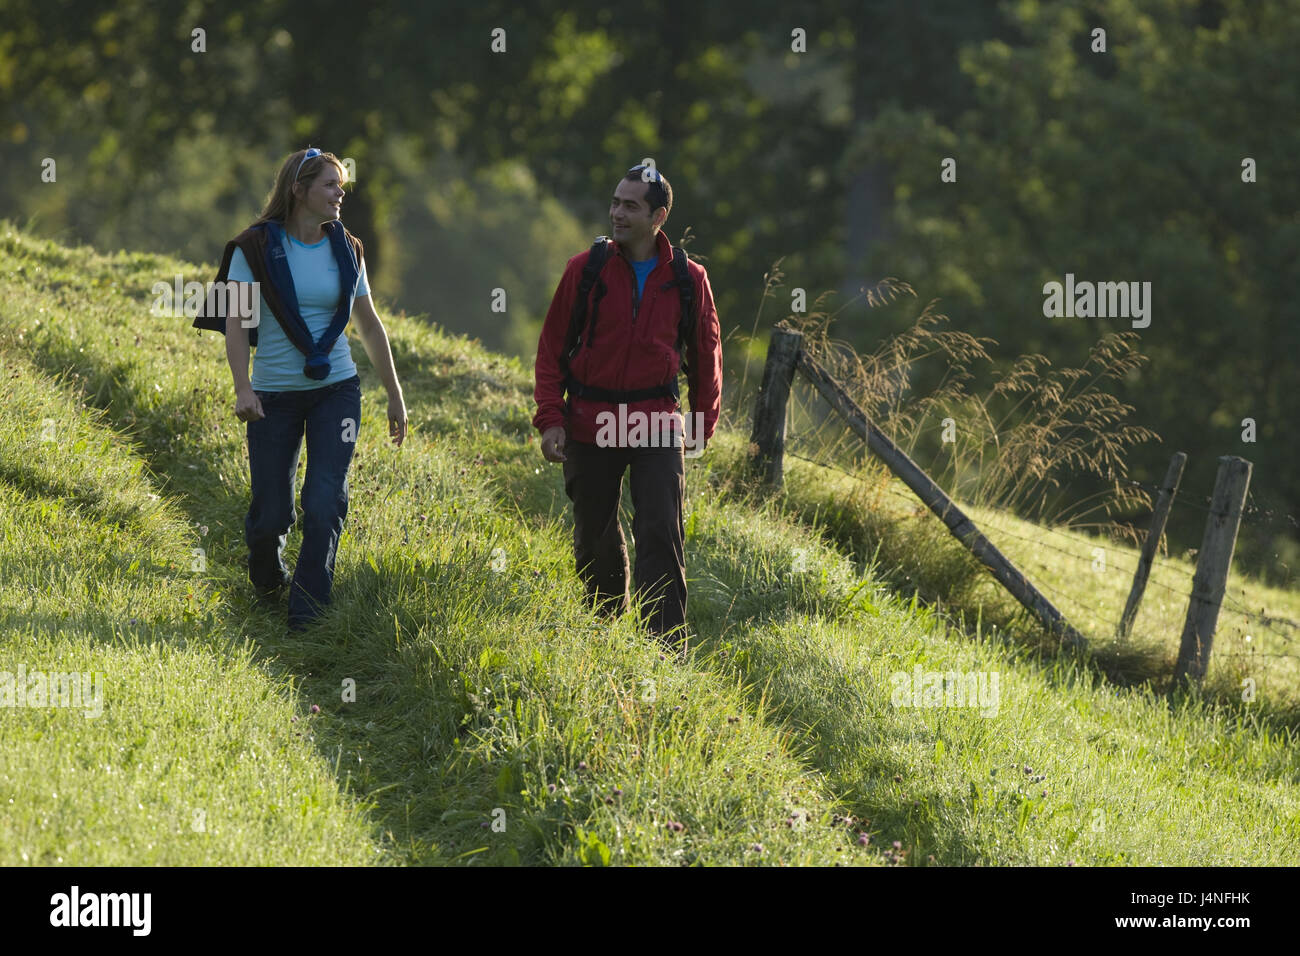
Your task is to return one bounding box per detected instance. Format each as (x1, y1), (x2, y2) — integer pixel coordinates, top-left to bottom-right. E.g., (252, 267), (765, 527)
(228, 231), (370, 391)
(631, 256), (658, 299)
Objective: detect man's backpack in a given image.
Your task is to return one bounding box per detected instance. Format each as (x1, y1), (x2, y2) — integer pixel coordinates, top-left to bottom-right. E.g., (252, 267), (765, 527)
(559, 237), (696, 404)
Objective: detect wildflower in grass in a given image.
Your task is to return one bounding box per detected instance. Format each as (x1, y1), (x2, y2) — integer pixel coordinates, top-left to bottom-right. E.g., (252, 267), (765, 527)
(311, 704), (321, 714)
(857, 832), (871, 846)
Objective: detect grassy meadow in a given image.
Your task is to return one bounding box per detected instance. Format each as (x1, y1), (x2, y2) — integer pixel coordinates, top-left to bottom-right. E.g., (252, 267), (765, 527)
(1, 223), (1297, 866)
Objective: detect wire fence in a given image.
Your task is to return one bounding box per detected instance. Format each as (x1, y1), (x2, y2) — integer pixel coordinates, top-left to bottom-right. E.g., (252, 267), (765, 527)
(779, 383), (1300, 680)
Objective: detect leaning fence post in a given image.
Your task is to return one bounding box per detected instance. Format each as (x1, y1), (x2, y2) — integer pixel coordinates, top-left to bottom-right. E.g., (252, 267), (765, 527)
(795, 350), (1087, 651)
(748, 326), (802, 488)
(1171, 456), (1252, 688)
(1117, 452), (1187, 640)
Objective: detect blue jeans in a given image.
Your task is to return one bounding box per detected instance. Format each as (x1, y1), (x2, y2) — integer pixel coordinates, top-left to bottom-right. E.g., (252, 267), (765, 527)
(245, 375), (361, 627)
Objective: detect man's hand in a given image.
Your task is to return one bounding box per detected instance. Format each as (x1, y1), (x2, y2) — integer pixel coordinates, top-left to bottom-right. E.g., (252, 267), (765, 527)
(541, 426), (567, 463)
(388, 390), (407, 447)
(235, 386), (264, 422)
(682, 434), (708, 458)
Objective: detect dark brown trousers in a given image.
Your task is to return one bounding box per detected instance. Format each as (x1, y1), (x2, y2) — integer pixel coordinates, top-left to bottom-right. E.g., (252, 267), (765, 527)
(562, 438), (687, 643)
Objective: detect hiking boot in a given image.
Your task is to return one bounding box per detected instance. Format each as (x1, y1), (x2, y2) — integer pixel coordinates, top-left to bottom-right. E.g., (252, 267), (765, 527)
(254, 572), (292, 603)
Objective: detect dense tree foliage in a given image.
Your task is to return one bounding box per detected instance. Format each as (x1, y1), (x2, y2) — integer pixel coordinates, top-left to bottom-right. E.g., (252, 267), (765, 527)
(1, 0), (1294, 577)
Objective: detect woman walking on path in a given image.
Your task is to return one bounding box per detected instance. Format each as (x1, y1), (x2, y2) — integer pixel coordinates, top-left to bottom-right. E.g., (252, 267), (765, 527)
(196, 147), (407, 631)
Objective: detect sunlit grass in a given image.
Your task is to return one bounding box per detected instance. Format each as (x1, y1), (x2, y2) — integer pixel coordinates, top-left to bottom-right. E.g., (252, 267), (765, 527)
(1, 222), (1297, 866)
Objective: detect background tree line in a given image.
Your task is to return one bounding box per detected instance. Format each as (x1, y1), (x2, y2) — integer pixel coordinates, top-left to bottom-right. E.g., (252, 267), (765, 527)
(2, 0), (1295, 583)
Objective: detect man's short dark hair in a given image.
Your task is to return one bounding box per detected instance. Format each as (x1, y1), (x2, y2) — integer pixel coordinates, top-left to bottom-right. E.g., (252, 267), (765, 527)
(625, 165), (673, 219)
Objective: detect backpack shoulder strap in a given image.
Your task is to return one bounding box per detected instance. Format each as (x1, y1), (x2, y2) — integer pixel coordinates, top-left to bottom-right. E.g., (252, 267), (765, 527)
(192, 238), (241, 336)
(341, 225), (365, 268)
(669, 246), (696, 376)
(561, 237), (611, 370)
(193, 225), (272, 346)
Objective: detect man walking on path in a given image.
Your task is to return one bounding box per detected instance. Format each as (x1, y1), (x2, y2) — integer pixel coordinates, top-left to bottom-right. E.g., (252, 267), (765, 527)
(533, 163), (722, 650)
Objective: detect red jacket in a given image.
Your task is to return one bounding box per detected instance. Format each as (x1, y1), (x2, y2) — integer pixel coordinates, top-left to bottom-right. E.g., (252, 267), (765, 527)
(533, 230), (722, 446)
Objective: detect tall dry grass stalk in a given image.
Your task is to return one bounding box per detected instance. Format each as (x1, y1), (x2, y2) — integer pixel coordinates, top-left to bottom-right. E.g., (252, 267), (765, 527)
(751, 275), (1161, 547)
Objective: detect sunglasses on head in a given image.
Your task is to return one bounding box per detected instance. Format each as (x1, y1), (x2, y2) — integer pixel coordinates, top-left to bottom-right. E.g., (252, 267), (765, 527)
(295, 147), (322, 182)
(628, 163), (664, 183)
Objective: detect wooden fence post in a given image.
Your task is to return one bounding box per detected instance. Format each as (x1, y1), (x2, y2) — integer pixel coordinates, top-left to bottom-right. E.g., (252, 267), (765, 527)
(748, 327), (802, 488)
(795, 351), (1087, 650)
(1171, 456), (1252, 688)
(1117, 452), (1187, 640)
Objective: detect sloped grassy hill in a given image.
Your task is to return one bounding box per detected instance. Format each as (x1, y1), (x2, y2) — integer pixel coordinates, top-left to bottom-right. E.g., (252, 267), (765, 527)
(1, 224), (1296, 865)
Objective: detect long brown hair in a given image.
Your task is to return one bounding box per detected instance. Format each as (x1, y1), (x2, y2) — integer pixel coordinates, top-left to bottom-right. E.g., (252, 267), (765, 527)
(254, 147), (347, 225)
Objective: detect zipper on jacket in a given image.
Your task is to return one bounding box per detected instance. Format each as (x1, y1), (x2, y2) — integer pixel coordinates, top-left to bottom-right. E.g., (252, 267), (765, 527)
(628, 256), (641, 323)
(618, 253), (642, 393)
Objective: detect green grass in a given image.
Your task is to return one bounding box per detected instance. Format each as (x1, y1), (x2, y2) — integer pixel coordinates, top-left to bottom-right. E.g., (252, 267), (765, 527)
(1, 222), (1298, 865)
(0, 350), (380, 865)
(758, 442), (1300, 717)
